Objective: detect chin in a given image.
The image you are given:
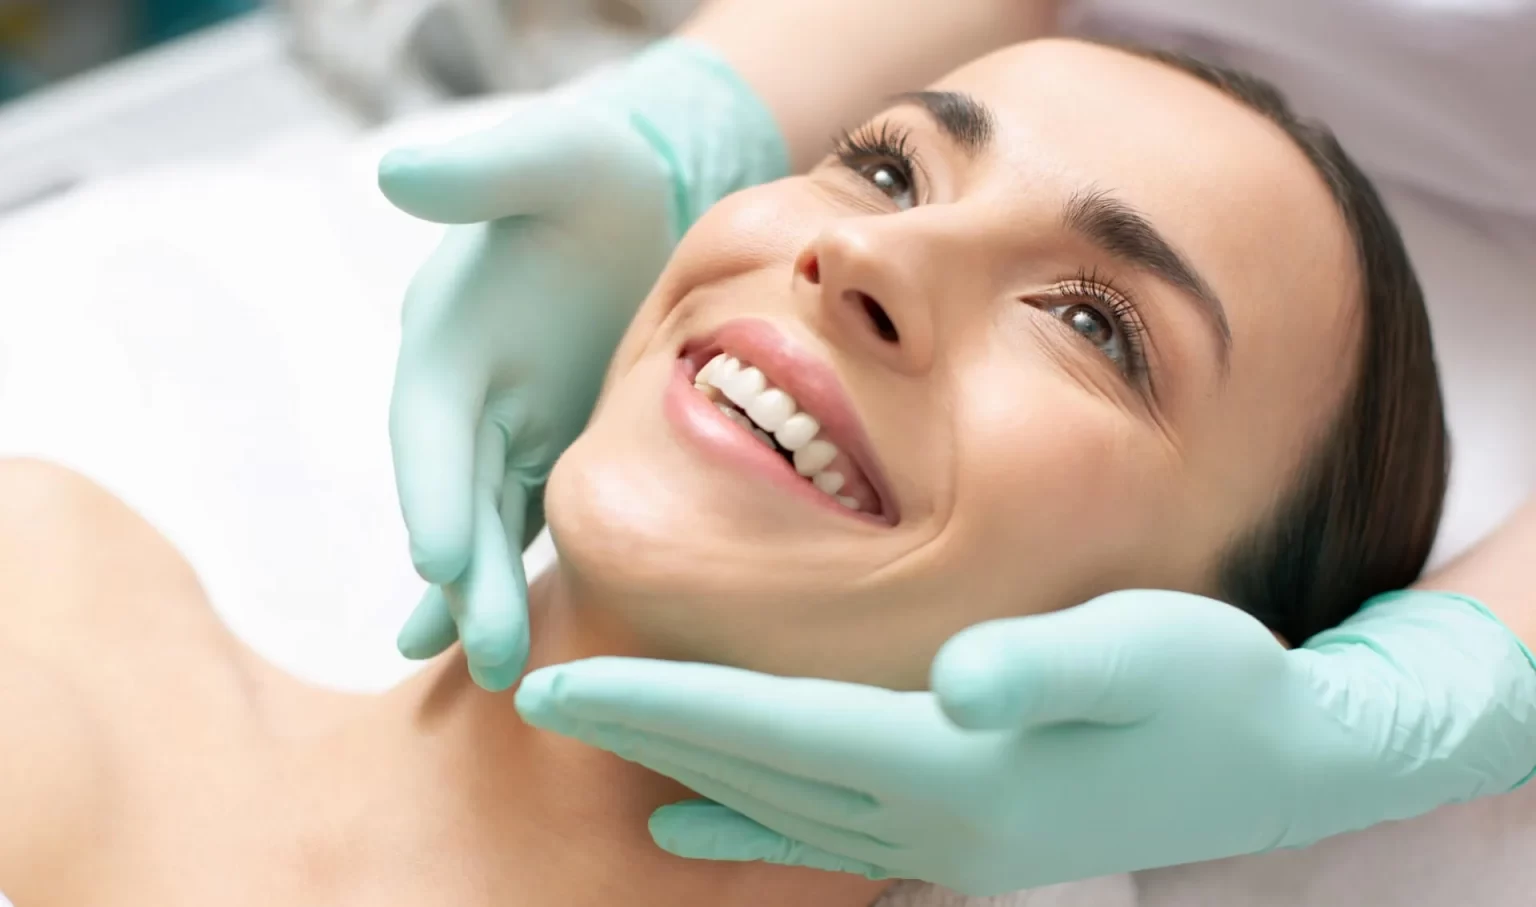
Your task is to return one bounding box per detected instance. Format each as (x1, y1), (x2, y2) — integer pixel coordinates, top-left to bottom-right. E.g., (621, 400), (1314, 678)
(543, 429), (906, 680)
(543, 356), (972, 685)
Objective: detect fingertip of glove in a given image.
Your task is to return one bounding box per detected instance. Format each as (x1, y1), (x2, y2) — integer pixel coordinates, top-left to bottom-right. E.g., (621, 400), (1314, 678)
(469, 657), (524, 693)
(649, 802), (744, 857)
(377, 149), (456, 219)
(377, 148), (426, 186)
(931, 632), (1020, 730)
(396, 631), (439, 661)
(409, 542), (469, 586)
(935, 682), (1015, 731)
(512, 666), (562, 721)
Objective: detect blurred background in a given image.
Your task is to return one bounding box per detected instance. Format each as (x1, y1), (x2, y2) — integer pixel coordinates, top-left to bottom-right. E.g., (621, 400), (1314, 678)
(0, 0), (711, 689)
(0, 0), (700, 215)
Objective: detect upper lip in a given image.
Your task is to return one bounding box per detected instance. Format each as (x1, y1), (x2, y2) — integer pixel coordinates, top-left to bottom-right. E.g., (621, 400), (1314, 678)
(682, 317), (899, 525)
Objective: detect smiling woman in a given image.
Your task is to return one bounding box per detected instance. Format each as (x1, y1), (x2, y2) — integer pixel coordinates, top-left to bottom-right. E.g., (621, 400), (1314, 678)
(552, 38), (1447, 682)
(0, 37), (1446, 907)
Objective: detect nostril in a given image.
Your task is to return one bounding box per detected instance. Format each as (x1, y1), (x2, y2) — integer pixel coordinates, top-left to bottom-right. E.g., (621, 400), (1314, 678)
(855, 292), (899, 343)
(799, 252), (821, 285)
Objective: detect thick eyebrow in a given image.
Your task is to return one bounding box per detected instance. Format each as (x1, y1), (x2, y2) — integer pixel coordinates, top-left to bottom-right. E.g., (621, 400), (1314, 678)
(889, 93), (1231, 372)
(890, 91), (995, 154)
(1062, 188), (1232, 372)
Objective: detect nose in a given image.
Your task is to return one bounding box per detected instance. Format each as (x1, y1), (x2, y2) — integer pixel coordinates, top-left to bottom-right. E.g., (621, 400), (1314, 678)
(794, 221), (936, 374)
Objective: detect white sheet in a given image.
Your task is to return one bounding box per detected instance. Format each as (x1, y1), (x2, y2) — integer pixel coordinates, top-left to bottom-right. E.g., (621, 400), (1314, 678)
(0, 97), (1532, 906)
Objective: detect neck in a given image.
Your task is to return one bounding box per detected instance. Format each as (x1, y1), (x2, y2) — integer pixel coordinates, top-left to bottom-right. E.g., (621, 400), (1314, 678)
(365, 570), (888, 907)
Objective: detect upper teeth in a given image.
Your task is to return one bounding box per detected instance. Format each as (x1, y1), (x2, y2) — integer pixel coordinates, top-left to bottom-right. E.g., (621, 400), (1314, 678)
(695, 353), (861, 511)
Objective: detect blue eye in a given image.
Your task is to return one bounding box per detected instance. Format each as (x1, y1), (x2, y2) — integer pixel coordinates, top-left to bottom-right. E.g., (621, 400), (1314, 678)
(1047, 302), (1128, 367)
(1036, 270), (1149, 383)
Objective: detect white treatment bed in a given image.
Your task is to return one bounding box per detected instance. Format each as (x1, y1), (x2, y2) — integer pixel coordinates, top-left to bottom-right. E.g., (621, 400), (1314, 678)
(1, 84), (1534, 907)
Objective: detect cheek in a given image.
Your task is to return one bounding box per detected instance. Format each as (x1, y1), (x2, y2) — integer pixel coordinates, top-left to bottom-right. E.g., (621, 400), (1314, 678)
(660, 180), (827, 295)
(945, 370), (1183, 611)
(601, 179), (842, 406)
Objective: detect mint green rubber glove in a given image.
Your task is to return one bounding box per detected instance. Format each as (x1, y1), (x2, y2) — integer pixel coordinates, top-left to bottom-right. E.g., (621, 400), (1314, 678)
(380, 39), (788, 690)
(515, 589), (1536, 896)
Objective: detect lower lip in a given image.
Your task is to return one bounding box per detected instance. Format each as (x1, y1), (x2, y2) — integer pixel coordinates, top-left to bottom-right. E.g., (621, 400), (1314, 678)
(663, 359), (881, 524)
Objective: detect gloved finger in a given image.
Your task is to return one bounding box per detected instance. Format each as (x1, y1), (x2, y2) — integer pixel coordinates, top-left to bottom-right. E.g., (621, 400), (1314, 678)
(498, 474), (534, 602)
(453, 423), (530, 690)
(389, 370), (481, 584)
(523, 714), (878, 828)
(518, 480), (547, 549)
(463, 480), (536, 691)
(396, 584), (459, 660)
(649, 801), (895, 880)
(377, 118), (586, 224)
(515, 658), (939, 792)
(624, 752), (899, 871)
(931, 591), (1194, 731)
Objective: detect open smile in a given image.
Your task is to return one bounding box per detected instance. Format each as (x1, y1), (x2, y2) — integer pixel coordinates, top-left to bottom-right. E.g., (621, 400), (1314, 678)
(665, 318), (897, 526)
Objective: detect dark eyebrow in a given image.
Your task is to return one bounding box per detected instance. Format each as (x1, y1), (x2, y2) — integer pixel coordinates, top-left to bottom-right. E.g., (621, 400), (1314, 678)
(1062, 188), (1232, 372)
(890, 91), (995, 154)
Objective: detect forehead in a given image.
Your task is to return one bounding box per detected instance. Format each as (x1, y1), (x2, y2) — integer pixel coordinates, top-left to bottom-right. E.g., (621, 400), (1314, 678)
(931, 39), (1359, 425)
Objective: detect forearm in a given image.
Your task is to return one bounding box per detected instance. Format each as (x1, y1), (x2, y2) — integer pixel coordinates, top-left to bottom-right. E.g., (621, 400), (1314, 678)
(1417, 493), (1536, 652)
(679, 0), (1061, 170)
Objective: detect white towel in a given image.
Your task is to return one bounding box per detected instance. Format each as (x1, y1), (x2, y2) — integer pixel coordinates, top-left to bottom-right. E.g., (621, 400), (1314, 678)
(878, 877), (1137, 907)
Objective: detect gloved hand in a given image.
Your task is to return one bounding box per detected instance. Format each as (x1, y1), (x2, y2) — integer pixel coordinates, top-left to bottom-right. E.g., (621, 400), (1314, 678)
(380, 39), (788, 690)
(515, 589), (1536, 896)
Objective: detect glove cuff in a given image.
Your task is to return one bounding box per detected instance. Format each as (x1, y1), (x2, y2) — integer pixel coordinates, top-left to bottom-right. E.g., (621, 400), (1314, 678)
(583, 38), (791, 242)
(1328, 589), (1536, 791)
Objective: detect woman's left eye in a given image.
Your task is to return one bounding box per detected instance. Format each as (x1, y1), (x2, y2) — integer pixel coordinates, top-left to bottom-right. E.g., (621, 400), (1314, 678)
(1045, 301), (1130, 370)
(856, 161), (915, 209)
(832, 124), (920, 210)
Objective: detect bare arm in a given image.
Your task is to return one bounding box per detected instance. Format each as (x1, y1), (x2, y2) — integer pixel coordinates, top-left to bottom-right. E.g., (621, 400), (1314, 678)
(1418, 493), (1536, 652)
(679, 0), (1062, 171)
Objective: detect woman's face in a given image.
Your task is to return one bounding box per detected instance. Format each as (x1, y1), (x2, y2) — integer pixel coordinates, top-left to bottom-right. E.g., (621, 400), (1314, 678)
(547, 39), (1360, 688)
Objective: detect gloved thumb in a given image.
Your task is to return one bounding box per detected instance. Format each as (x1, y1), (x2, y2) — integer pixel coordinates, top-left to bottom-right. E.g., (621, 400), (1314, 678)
(930, 591), (1175, 731)
(377, 117), (580, 224)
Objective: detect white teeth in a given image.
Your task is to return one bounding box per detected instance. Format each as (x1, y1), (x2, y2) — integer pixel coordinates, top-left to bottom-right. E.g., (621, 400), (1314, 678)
(716, 403), (754, 432)
(696, 352), (868, 512)
(723, 366), (767, 408)
(813, 471), (845, 494)
(696, 353), (728, 386)
(775, 413), (820, 452)
(711, 355), (742, 385)
(794, 439), (838, 477)
(745, 389), (795, 433)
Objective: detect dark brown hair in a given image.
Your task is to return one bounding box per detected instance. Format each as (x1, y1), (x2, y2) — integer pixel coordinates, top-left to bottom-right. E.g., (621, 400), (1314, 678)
(1125, 46), (1450, 643)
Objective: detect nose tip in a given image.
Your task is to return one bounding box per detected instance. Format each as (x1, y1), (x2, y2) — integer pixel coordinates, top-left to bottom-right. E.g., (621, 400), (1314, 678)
(797, 250), (901, 346)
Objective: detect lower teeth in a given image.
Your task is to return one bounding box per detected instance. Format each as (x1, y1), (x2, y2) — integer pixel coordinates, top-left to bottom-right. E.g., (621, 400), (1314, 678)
(715, 402), (777, 448)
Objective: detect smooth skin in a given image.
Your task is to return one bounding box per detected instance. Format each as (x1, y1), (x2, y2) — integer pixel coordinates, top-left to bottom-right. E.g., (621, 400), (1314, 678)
(0, 460), (890, 907)
(379, 0), (1536, 895)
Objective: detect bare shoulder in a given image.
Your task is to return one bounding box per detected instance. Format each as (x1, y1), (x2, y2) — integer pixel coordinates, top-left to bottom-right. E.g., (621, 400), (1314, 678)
(0, 459), (256, 899)
(0, 458), (257, 670)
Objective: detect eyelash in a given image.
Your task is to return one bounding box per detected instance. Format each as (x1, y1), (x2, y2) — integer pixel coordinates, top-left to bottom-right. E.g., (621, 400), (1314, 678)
(830, 126), (1150, 386)
(1049, 267), (1150, 382)
(831, 122), (921, 203)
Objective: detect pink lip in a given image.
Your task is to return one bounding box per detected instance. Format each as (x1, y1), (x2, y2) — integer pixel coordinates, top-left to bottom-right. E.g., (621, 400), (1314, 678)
(666, 317), (899, 526)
